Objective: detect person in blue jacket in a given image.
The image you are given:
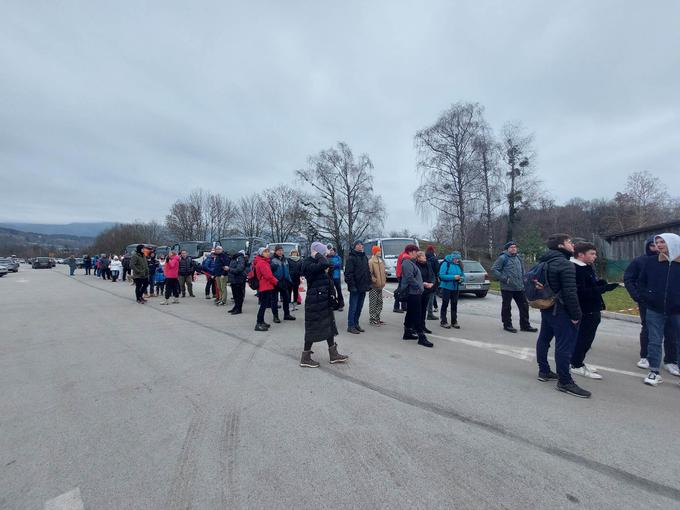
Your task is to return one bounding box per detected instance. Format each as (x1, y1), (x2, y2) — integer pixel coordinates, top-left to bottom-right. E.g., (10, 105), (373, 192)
(327, 246), (345, 311)
(438, 251), (465, 329)
(154, 261), (166, 297)
(202, 252), (217, 299)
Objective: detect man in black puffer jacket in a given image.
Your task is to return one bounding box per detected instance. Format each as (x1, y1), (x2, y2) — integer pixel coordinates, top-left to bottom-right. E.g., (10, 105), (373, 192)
(534, 233), (589, 398)
(344, 240), (372, 334)
(178, 250), (196, 297)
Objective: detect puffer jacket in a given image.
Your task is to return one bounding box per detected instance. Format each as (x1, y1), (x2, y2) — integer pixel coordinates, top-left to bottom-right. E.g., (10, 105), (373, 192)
(328, 254), (343, 281)
(439, 255), (465, 291)
(399, 257), (424, 295)
(202, 256), (216, 275)
(302, 254), (338, 343)
(130, 251), (149, 279)
(178, 256), (195, 276)
(638, 233), (680, 315)
(491, 251), (524, 291)
(253, 255), (278, 292)
(228, 253), (247, 285)
(537, 248), (581, 321)
(163, 255), (179, 278)
(270, 254), (292, 286)
(369, 255), (386, 289)
(344, 249), (372, 293)
(623, 237), (656, 303)
(213, 252), (231, 277)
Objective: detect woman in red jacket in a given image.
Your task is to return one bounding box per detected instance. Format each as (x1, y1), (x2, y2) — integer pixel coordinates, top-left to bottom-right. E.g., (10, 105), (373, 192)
(161, 251), (180, 305)
(253, 247), (278, 331)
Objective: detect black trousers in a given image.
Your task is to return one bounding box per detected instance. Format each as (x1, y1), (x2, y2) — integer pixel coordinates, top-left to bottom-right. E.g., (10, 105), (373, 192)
(205, 276), (215, 297)
(639, 303), (678, 363)
(274, 283), (291, 317)
(164, 278), (180, 299)
(85, 267), (92, 275)
(440, 288), (459, 324)
(332, 279), (344, 308)
(101, 268), (112, 280)
(231, 283), (246, 311)
(257, 290), (276, 323)
(571, 311), (601, 368)
(290, 277), (301, 304)
(501, 290), (530, 328)
(134, 278), (148, 301)
(304, 338), (334, 351)
(393, 278), (407, 311)
(404, 294), (422, 333)
(419, 292), (432, 331)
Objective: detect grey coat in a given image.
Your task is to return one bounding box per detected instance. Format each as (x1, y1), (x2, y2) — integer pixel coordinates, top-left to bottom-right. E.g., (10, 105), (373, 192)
(491, 252), (525, 291)
(399, 258), (424, 295)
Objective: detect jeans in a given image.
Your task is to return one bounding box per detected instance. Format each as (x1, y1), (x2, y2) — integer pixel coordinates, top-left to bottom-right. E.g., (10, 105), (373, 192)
(427, 292), (438, 314)
(536, 308), (579, 384)
(274, 282), (291, 318)
(333, 279), (345, 308)
(69, 267), (75, 275)
(440, 288), (459, 324)
(348, 291), (366, 328)
(570, 311), (601, 368)
(111, 270), (119, 282)
(639, 303), (678, 363)
(501, 290), (531, 328)
(645, 309), (680, 372)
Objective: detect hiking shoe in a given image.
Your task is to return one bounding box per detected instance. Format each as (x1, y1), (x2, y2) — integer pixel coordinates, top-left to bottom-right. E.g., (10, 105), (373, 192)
(300, 350), (320, 368)
(571, 365), (603, 380)
(254, 323), (268, 332)
(417, 336), (434, 348)
(263, 322), (271, 328)
(347, 327), (360, 334)
(440, 321), (451, 329)
(273, 317), (281, 324)
(189, 294), (195, 297)
(452, 322), (460, 329)
(329, 343), (348, 364)
(537, 371), (558, 382)
(356, 325), (365, 332)
(393, 308), (404, 314)
(503, 326), (518, 333)
(402, 328), (418, 340)
(422, 327), (432, 334)
(556, 382), (592, 398)
(664, 363), (680, 377)
(283, 315), (296, 321)
(644, 372), (663, 386)
(521, 326), (538, 332)
(172, 298), (180, 304)
(427, 314), (439, 321)
(637, 358), (650, 369)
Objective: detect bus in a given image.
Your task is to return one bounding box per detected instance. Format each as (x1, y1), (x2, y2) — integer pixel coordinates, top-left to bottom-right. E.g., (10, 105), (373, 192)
(171, 241), (213, 263)
(125, 243), (157, 255)
(217, 236), (269, 267)
(362, 238), (419, 279)
(267, 242), (307, 258)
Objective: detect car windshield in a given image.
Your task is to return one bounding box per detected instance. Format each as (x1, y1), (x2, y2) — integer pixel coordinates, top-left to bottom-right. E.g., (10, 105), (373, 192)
(462, 261), (485, 272)
(220, 238), (248, 254)
(37, 257), (49, 262)
(381, 239), (415, 259)
(179, 242), (212, 258)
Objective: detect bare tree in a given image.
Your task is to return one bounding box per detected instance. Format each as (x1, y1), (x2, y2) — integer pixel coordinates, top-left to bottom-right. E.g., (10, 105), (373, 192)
(235, 193), (265, 238)
(625, 170), (670, 227)
(501, 122), (537, 243)
(297, 142), (385, 258)
(165, 189), (208, 241)
(474, 126), (503, 258)
(414, 102), (486, 257)
(206, 193), (236, 241)
(260, 184), (307, 241)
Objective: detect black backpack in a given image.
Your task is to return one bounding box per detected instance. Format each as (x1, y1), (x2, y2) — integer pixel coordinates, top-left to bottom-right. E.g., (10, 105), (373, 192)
(523, 261), (557, 309)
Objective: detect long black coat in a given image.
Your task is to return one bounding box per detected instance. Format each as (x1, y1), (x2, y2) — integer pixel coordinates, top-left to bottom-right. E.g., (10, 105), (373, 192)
(302, 254), (338, 343)
(344, 249), (372, 293)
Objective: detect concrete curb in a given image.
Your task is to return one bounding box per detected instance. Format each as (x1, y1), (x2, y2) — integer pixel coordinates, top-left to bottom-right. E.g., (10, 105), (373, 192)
(488, 290), (641, 324)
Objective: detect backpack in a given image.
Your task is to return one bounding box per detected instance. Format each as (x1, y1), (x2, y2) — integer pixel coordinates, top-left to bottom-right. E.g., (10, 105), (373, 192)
(523, 261), (558, 309)
(247, 266), (259, 290)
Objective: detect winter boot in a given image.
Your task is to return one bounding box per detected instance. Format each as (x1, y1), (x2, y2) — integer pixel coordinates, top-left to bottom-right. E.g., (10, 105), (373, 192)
(403, 328), (418, 340)
(300, 350), (320, 368)
(329, 343), (348, 364)
(254, 323), (268, 332)
(417, 333), (434, 348)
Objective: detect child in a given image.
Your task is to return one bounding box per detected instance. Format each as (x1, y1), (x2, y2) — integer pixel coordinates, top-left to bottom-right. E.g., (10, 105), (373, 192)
(155, 259), (166, 297)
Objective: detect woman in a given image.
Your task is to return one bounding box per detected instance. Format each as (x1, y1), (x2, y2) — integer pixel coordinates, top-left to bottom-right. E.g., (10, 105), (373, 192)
(130, 244), (150, 304)
(110, 256), (123, 282)
(161, 251), (180, 305)
(399, 244), (433, 347)
(288, 249), (302, 311)
(416, 251), (436, 334)
(228, 250), (247, 315)
(368, 245), (386, 326)
(438, 251), (465, 329)
(300, 242), (348, 367)
(253, 247), (279, 331)
(66, 255), (77, 276)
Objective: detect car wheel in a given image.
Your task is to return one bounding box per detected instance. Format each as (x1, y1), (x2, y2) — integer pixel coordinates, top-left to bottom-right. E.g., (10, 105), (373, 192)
(475, 291), (488, 298)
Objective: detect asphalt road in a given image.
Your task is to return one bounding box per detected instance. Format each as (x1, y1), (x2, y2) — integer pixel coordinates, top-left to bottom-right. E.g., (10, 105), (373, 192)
(2, 266), (679, 509)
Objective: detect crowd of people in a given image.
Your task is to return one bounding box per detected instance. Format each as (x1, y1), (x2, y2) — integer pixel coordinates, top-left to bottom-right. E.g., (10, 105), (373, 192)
(68, 232), (680, 397)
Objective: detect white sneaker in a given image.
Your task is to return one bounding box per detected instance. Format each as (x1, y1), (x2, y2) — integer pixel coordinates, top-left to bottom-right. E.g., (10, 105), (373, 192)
(571, 365), (603, 380)
(644, 372), (663, 386)
(172, 298), (180, 304)
(160, 300), (169, 305)
(584, 363), (599, 373)
(637, 358), (650, 369)
(663, 363), (680, 377)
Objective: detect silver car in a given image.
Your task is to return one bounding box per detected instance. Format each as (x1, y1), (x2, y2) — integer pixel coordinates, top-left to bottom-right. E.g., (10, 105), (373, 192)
(0, 264), (8, 277)
(437, 258), (490, 298)
(0, 257), (19, 272)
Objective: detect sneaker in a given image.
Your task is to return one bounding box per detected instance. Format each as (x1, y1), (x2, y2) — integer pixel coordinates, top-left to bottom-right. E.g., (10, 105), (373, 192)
(570, 365), (603, 380)
(452, 322), (460, 329)
(347, 327), (360, 334)
(556, 382), (592, 398)
(254, 323), (268, 332)
(160, 300), (169, 305)
(584, 363), (599, 373)
(663, 363), (680, 377)
(637, 358), (650, 369)
(356, 326), (365, 332)
(422, 327), (432, 334)
(440, 322), (451, 329)
(503, 325), (517, 333)
(284, 315), (296, 321)
(426, 314), (439, 321)
(644, 372), (663, 386)
(172, 298), (180, 304)
(273, 317), (281, 324)
(205, 295), (211, 299)
(537, 371), (558, 382)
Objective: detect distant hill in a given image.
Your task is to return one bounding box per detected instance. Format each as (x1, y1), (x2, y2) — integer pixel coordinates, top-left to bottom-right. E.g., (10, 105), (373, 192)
(0, 226), (94, 256)
(0, 222), (116, 237)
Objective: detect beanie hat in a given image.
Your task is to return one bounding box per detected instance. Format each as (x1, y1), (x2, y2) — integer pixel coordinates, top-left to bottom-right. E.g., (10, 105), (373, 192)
(311, 241), (328, 256)
(504, 241), (517, 250)
(257, 247), (268, 256)
(404, 244), (419, 253)
(372, 246), (381, 255)
(353, 240), (364, 248)
(450, 251), (462, 260)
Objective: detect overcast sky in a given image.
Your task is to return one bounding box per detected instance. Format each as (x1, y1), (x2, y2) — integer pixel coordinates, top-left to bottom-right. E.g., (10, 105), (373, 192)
(2, 1), (679, 235)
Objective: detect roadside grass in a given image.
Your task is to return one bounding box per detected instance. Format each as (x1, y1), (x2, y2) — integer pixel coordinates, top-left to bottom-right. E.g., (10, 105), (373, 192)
(488, 281), (638, 315)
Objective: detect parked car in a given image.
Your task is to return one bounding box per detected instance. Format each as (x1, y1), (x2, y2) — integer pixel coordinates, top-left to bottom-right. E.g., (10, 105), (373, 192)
(0, 257), (19, 272)
(75, 257), (84, 268)
(437, 259), (490, 298)
(0, 264), (8, 277)
(33, 257), (52, 269)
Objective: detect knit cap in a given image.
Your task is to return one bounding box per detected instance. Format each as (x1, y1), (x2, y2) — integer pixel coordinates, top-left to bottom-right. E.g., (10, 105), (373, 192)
(372, 246), (381, 255)
(311, 241), (328, 256)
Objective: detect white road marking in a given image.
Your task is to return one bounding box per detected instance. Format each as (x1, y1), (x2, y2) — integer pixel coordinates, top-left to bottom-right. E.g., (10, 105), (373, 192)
(44, 488), (84, 510)
(428, 334), (646, 379)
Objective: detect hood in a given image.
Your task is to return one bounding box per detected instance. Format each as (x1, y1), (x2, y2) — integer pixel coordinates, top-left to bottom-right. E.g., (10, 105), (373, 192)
(656, 233), (680, 262)
(503, 250), (517, 257)
(444, 253), (461, 264)
(570, 256), (587, 267)
(426, 251), (437, 259)
(539, 248), (570, 263)
(644, 236), (656, 256)
(350, 249), (365, 256)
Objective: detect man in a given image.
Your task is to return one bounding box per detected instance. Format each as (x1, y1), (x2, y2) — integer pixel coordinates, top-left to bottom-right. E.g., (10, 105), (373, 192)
(99, 254), (111, 280)
(270, 245), (295, 322)
(178, 250), (196, 297)
(425, 246), (440, 320)
(344, 240), (372, 334)
(146, 253), (158, 297)
(491, 241), (537, 333)
(212, 246), (230, 305)
(399, 244), (433, 347)
(638, 233), (680, 386)
(202, 251), (217, 299)
(624, 237), (679, 375)
(130, 244), (150, 304)
(534, 234), (589, 398)
(368, 245), (387, 326)
(327, 247), (345, 311)
(569, 242), (619, 380)
(83, 254), (92, 275)
(122, 253), (131, 281)
(228, 250), (247, 314)
(66, 255), (77, 276)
